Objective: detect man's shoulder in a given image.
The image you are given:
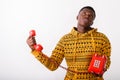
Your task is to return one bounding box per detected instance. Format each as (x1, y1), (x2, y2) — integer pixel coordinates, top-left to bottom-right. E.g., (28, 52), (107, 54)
(58, 33), (74, 42)
(95, 31), (107, 37)
(61, 32), (74, 38)
(94, 31), (110, 41)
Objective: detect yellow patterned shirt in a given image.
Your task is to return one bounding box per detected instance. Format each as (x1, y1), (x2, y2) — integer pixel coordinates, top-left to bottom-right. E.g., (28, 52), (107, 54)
(31, 27), (111, 80)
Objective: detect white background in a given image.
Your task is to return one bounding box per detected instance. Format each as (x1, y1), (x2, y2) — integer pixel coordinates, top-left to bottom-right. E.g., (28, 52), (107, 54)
(0, 0), (120, 80)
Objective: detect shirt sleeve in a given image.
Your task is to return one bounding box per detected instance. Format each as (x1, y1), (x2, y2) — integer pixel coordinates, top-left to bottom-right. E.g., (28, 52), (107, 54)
(101, 35), (111, 69)
(31, 37), (65, 71)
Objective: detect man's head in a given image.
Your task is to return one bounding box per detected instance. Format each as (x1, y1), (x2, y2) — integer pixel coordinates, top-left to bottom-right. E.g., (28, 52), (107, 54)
(77, 6), (96, 28)
(79, 6), (96, 18)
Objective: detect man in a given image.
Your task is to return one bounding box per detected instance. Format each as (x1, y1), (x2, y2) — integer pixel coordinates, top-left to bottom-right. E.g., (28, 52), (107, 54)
(26, 6), (111, 80)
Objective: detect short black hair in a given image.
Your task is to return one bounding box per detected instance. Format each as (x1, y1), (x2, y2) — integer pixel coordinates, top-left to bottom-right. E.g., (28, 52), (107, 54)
(79, 6), (96, 18)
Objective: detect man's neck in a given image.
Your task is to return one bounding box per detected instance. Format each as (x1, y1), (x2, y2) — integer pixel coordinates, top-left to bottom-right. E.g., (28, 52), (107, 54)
(77, 25), (92, 33)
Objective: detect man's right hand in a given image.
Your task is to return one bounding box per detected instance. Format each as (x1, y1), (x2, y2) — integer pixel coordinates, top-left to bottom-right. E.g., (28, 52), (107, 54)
(26, 36), (36, 51)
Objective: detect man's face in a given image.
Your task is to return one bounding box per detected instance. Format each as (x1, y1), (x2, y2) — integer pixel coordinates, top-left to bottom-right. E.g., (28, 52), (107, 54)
(77, 8), (95, 27)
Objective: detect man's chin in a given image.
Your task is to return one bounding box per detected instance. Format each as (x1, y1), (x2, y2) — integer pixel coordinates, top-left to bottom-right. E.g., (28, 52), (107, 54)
(81, 24), (90, 28)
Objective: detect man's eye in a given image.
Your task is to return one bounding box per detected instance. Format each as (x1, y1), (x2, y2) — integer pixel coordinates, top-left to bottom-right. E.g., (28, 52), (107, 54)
(89, 15), (94, 19)
(82, 12), (86, 15)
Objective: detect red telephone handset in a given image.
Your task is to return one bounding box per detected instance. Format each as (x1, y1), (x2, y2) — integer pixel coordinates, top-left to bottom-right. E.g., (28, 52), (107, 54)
(29, 30), (43, 51)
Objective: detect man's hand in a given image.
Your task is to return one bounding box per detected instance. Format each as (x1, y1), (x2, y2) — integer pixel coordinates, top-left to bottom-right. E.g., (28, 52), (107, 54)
(26, 36), (36, 51)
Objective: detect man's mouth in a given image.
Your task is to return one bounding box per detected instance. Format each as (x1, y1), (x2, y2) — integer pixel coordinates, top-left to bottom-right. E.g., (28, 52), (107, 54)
(83, 18), (89, 23)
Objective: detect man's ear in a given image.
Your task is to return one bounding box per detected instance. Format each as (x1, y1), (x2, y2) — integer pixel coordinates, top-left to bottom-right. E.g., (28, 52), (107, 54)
(76, 15), (78, 20)
(90, 21), (93, 26)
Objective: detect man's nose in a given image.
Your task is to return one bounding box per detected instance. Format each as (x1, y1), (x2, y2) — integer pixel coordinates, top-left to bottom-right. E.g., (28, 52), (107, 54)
(85, 13), (91, 18)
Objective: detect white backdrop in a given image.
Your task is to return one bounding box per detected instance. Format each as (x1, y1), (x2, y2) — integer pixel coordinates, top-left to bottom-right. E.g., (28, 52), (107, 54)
(0, 0), (120, 80)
